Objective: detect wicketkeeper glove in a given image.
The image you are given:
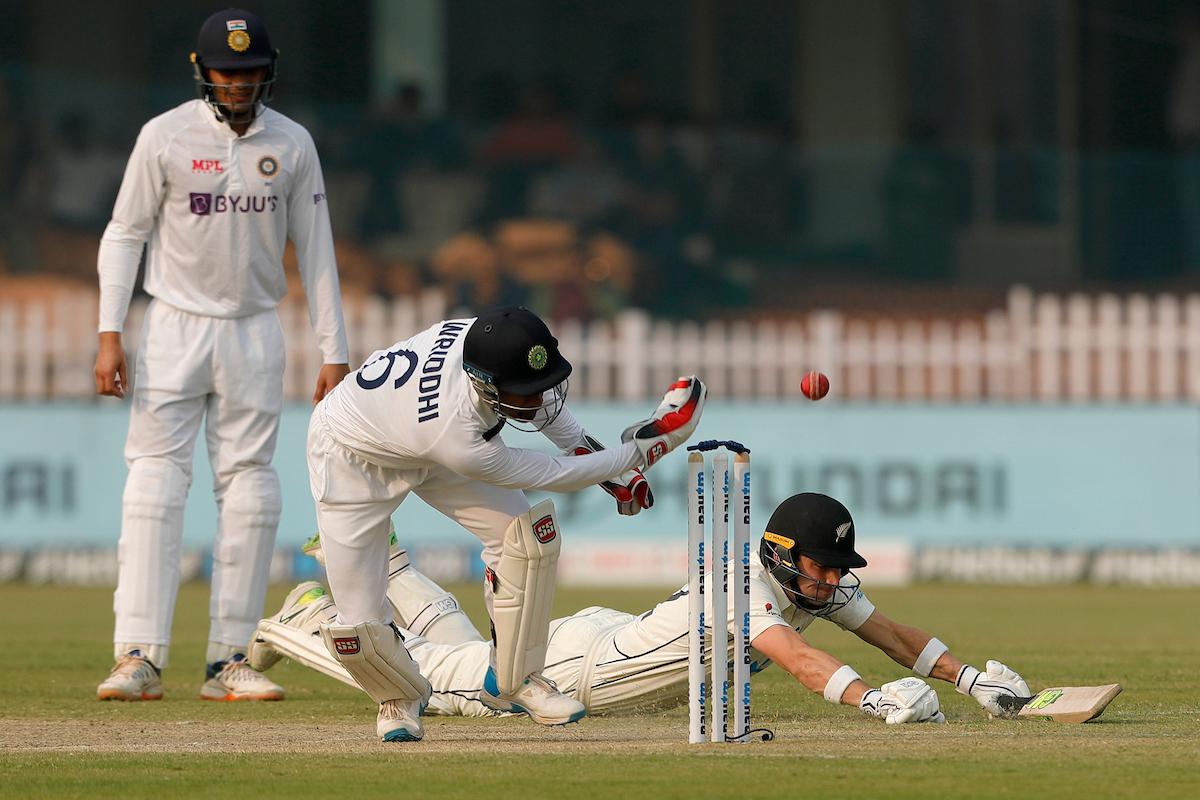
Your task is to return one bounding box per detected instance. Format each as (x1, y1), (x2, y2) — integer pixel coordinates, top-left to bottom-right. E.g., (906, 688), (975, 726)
(956, 660), (1031, 717)
(573, 435), (654, 516)
(860, 677), (946, 724)
(621, 376), (707, 468)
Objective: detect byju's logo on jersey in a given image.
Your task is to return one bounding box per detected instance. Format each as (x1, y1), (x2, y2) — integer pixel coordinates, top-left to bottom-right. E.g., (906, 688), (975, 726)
(191, 159), (224, 174)
(190, 193), (212, 215)
(189, 193), (280, 216)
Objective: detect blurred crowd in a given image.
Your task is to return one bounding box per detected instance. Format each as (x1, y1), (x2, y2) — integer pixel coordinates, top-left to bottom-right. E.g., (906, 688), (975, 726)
(2, 56), (1198, 321)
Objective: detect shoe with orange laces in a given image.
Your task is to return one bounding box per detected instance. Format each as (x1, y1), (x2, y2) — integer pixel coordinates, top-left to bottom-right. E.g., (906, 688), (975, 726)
(200, 653), (285, 701)
(97, 649), (164, 701)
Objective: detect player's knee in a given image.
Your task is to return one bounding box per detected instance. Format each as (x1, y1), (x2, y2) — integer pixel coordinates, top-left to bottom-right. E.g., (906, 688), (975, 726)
(123, 458), (190, 514)
(222, 465), (282, 520)
(408, 592), (485, 644)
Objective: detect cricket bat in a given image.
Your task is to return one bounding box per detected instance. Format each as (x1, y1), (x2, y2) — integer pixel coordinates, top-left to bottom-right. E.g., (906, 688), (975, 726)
(993, 683), (1122, 723)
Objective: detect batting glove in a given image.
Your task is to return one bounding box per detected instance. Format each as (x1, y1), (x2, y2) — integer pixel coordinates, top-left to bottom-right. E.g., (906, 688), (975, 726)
(860, 677), (946, 724)
(956, 660), (1031, 717)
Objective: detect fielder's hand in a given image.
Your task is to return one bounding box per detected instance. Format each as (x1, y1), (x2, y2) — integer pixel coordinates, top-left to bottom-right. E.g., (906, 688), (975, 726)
(956, 660), (1031, 717)
(573, 435), (654, 516)
(313, 363), (350, 404)
(621, 376), (707, 468)
(94, 332), (129, 399)
(860, 677), (946, 724)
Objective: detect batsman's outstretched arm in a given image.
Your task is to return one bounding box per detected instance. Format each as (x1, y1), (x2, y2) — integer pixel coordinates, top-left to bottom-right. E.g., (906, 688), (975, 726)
(852, 609), (1031, 716)
(751, 625), (943, 724)
(851, 610), (963, 681)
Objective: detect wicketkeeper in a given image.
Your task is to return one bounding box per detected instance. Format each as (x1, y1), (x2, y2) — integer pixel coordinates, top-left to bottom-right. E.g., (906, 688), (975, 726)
(250, 493), (1029, 725)
(306, 305), (705, 740)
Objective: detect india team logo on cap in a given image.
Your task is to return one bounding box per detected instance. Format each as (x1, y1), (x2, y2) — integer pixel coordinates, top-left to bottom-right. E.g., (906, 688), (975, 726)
(528, 344), (548, 370)
(257, 155), (278, 177)
(227, 29), (251, 52)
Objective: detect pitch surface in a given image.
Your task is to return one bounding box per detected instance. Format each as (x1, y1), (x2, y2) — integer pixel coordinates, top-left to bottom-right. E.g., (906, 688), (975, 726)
(2, 583), (1197, 798)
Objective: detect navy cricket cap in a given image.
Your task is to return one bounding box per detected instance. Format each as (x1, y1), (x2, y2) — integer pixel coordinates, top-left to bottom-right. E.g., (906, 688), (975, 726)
(463, 307), (572, 396)
(194, 9), (275, 70)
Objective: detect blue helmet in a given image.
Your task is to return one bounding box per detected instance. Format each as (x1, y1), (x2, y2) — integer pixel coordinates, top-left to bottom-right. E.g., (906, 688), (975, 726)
(190, 9), (278, 124)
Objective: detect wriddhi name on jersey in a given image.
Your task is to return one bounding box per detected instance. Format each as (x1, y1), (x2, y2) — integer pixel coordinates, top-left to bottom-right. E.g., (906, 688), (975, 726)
(355, 320), (467, 423)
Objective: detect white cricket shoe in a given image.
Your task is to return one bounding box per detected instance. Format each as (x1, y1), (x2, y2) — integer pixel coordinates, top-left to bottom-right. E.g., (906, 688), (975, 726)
(377, 698), (425, 742)
(97, 649), (163, 701)
(247, 581), (335, 672)
(480, 667), (587, 726)
(200, 653), (285, 701)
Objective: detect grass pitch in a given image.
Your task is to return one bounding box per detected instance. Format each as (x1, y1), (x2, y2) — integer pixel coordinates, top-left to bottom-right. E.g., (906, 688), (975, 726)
(2, 581), (1198, 799)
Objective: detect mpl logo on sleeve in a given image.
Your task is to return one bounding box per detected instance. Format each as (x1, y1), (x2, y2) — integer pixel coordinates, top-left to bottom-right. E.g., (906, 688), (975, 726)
(533, 515), (557, 543)
(332, 637), (361, 656)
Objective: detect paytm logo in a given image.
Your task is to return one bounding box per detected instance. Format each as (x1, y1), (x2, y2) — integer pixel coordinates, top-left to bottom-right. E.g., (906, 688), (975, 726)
(189, 193), (279, 216)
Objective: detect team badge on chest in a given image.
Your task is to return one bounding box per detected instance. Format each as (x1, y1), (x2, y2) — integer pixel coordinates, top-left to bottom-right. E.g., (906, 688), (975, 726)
(257, 155), (278, 178)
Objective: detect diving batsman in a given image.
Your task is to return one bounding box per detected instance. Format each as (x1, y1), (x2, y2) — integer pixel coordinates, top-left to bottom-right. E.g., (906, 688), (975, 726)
(249, 493), (1030, 725)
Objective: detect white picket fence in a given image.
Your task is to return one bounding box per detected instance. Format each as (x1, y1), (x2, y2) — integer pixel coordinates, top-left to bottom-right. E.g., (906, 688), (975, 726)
(3, 285), (1200, 403)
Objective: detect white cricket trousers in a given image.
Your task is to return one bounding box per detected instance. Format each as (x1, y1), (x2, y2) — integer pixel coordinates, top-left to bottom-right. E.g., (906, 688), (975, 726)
(306, 407), (528, 627)
(112, 300), (284, 668)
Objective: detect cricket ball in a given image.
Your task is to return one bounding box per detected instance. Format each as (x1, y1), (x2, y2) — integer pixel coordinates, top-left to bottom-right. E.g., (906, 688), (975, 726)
(800, 371), (829, 401)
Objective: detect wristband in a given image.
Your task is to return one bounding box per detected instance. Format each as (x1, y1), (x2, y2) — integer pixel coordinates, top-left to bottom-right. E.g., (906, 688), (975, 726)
(823, 664), (862, 704)
(913, 637), (949, 677)
(955, 664), (981, 696)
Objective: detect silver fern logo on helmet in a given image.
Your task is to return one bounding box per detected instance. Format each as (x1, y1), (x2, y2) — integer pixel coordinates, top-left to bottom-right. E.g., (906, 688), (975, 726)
(834, 522), (851, 543)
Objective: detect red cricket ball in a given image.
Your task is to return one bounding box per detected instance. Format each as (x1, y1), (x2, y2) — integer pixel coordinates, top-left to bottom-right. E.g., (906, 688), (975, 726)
(800, 370), (829, 401)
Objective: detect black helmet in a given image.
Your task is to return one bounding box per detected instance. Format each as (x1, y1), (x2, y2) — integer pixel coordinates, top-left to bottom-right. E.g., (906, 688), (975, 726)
(462, 307), (572, 431)
(758, 493), (867, 616)
(463, 307), (572, 395)
(190, 9), (278, 124)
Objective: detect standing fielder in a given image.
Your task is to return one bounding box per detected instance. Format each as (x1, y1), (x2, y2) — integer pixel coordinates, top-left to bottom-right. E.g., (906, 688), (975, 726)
(307, 305), (705, 740)
(93, 9), (350, 702)
(251, 493), (1029, 724)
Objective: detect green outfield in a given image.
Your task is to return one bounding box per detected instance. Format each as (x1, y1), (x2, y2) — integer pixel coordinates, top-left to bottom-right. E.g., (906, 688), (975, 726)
(2, 581), (1197, 799)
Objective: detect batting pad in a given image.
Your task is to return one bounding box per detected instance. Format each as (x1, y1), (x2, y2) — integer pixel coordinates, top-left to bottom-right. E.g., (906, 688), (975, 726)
(320, 621), (432, 705)
(257, 620), (358, 690)
(492, 499), (561, 695)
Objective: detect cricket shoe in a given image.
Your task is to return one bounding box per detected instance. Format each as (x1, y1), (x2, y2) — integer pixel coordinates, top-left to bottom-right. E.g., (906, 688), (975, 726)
(97, 649), (163, 701)
(479, 667), (587, 726)
(303, 529), (403, 568)
(377, 697), (426, 742)
(200, 653), (285, 701)
(247, 581), (336, 672)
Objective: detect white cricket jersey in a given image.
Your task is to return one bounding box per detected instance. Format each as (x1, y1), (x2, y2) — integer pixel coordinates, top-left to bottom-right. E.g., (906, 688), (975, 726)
(318, 318), (641, 491)
(539, 563), (876, 714)
(97, 99), (348, 364)
(400, 630), (497, 717)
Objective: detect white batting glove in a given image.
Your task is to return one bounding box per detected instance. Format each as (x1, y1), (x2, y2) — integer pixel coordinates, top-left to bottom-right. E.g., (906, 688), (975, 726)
(860, 677), (946, 724)
(621, 376), (707, 468)
(956, 660), (1031, 717)
(573, 438), (654, 516)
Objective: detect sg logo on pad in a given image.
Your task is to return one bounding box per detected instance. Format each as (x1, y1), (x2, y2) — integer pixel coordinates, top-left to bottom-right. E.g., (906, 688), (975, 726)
(333, 637), (360, 656)
(533, 515), (557, 543)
